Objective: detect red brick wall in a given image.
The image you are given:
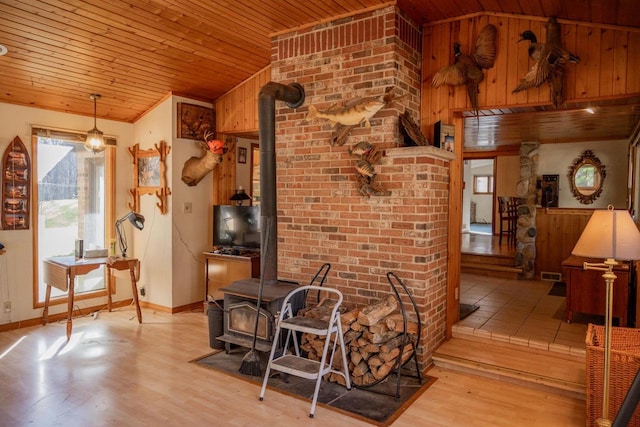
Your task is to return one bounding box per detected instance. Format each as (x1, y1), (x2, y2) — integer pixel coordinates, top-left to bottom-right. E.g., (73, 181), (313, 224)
(270, 6), (449, 366)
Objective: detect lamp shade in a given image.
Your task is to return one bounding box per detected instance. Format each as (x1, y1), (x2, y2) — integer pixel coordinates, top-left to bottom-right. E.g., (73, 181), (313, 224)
(571, 206), (640, 261)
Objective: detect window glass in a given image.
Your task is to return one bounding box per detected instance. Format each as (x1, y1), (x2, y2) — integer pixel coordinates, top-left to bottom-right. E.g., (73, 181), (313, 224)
(35, 136), (108, 302)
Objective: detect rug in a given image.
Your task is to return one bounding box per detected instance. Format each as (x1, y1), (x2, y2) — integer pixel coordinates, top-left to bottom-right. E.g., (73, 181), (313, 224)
(191, 348), (436, 426)
(547, 282), (566, 297)
(460, 303), (480, 319)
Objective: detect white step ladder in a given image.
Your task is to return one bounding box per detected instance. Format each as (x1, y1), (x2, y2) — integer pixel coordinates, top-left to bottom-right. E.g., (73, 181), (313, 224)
(259, 285), (351, 418)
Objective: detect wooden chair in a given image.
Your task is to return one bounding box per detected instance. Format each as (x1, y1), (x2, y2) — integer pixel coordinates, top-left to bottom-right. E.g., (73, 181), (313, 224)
(498, 196), (518, 246)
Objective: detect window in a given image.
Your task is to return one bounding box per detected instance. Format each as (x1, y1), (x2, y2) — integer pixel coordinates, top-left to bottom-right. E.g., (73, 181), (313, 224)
(473, 175), (494, 194)
(32, 131), (114, 306)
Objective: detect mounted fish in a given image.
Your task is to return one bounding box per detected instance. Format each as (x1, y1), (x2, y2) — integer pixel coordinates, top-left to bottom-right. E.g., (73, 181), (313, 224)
(512, 17), (580, 108)
(309, 86), (407, 146)
(432, 24), (498, 117)
(349, 141), (374, 157)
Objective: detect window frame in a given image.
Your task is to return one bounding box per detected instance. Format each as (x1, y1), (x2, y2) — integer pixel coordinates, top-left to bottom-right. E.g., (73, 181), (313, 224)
(473, 174), (494, 195)
(31, 132), (115, 309)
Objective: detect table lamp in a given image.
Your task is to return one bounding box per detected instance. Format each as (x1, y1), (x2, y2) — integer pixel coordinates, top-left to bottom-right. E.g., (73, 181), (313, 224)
(115, 211), (145, 258)
(571, 205), (640, 426)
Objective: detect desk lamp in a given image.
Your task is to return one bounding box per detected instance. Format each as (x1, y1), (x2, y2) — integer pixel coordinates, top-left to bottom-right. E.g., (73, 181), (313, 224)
(571, 205), (640, 426)
(115, 211), (145, 258)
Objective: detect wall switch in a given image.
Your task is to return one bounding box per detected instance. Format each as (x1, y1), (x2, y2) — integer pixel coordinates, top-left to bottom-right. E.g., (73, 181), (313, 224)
(3, 301), (10, 313)
(183, 202), (192, 214)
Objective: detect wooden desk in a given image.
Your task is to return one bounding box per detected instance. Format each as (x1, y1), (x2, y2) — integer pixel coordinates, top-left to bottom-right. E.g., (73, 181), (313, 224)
(562, 255), (631, 326)
(42, 256), (141, 339)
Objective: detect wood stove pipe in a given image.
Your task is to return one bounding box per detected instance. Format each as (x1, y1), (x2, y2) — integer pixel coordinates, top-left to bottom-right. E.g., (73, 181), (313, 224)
(258, 81), (305, 285)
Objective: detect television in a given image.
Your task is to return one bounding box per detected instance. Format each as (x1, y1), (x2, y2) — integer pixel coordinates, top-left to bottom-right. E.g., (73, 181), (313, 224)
(212, 205), (261, 250)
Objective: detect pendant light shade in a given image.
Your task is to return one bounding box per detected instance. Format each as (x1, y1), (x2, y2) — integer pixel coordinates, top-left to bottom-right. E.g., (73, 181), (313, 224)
(85, 94), (105, 153)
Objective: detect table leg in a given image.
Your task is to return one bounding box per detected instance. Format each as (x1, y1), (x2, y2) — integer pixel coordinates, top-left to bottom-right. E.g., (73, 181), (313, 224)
(66, 273), (75, 340)
(129, 260), (142, 324)
(107, 267), (113, 312)
(42, 285), (52, 325)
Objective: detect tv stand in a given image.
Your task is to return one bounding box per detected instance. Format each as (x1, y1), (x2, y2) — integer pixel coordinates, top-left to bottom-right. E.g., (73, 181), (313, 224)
(203, 252), (260, 302)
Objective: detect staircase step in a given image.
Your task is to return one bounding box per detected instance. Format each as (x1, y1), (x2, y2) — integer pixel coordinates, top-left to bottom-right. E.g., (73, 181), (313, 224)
(432, 337), (585, 399)
(461, 253), (517, 267)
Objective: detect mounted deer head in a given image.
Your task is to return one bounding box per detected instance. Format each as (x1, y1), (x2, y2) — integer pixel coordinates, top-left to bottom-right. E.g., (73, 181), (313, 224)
(181, 130), (225, 186)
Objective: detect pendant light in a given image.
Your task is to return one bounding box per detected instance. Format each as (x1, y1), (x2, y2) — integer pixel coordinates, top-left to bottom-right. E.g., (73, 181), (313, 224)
(85, 93), (105, 153)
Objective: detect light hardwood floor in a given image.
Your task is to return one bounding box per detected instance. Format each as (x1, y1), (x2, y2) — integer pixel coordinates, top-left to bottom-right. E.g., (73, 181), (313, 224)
(0, 306), (585, 426)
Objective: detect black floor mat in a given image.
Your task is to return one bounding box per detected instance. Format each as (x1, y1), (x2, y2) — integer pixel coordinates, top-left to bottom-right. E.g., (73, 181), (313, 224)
(460, 303), (480, 319)
(547, 282), (566, 297)
(191, 348), (436, 426)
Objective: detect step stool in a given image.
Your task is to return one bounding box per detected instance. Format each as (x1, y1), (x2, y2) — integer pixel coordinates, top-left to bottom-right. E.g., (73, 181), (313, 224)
(259, 285), (351, 418)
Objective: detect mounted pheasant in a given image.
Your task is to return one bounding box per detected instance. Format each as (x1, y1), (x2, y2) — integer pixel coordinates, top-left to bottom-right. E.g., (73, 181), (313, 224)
(181, 130), (225, 186)
(512, 17), (580, 108)
(431, 24), (498, 117)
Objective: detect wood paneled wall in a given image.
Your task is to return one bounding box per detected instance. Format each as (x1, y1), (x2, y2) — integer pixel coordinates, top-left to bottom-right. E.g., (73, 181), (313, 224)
(422, 14), (640, 130)
(215, 66), (271, 134)
(535, 208), (593, 275)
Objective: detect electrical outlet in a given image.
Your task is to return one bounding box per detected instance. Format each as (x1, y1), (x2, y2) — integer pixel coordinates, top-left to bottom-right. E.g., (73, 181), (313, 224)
(183, 202), (192, 214)
(139, 286), (146, 297)
(3, 301), (10, 313)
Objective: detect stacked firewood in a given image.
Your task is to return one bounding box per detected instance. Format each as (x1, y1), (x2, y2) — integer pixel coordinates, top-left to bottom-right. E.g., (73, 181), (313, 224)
(298, 294), (419, 387)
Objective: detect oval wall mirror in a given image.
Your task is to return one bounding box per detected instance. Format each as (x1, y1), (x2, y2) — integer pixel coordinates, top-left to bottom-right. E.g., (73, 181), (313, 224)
(568, 150), (606, 204)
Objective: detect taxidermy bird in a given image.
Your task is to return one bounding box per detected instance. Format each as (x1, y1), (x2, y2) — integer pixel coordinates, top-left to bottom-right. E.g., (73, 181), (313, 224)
(512, 17), (580, 108)
(431, 24), (498, 117)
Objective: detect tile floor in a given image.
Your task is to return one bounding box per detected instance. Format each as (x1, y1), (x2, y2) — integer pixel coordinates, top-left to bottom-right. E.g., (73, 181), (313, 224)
(459, 272), (594, 350)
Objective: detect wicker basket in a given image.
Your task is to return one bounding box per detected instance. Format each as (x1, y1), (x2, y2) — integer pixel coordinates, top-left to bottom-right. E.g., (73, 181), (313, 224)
(586, 324), (640, 427)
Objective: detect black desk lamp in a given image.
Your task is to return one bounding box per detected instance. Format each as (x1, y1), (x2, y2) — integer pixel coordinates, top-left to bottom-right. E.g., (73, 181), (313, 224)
(115, 211), (145, 258)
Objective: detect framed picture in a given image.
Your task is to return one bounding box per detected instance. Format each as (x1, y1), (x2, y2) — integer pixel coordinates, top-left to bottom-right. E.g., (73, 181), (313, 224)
(128, 141), (172, 214)
(138, 156), (161, 188)
(434, 121), (455, 152)
(177, 103), (215, 140)
(238, 147), (247, 164)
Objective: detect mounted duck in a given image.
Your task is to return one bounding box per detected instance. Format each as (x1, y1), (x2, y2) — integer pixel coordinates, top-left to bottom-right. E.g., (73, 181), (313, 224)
(512, 17), (580, 108)
(431, 24), (498, 117)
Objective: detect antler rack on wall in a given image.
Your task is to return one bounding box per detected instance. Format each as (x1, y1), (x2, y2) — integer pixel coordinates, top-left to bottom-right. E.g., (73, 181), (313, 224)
(128, 141), (171, 214)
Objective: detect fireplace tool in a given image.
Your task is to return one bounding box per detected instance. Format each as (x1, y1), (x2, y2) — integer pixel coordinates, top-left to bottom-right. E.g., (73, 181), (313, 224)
(238, 217), (271, 376)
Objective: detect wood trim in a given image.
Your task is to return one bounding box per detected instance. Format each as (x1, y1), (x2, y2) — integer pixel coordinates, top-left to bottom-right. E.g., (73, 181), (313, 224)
(446, 115), (464, 338)
(269, 2), (396, 37)
(423, 11), (640, 33)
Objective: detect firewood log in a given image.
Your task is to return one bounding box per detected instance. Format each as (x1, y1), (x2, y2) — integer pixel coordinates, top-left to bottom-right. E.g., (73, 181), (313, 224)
(341, 309), (360, 326)
(343, 329), (362, 345)
(380, 347), (400, 362)
(380, 335), (408, 353)
(363, 328), (399, 344)
(372, 360), (396, 380)
(353, 372), (376, 387)
(384, 313), (419, 334)
(352, 360), (369, 377)
(368, 355), (384, 368)
(350, 321), (363, 332)
(351, 351), (363, 366)
(357, 295), (398, 326)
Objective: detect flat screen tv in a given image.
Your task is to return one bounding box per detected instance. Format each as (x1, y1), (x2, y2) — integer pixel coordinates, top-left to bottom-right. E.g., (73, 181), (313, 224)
(212, 205), (261, 250)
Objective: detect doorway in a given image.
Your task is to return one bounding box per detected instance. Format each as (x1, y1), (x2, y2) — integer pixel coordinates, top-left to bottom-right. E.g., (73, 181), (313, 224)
(462, 159), (495, 235)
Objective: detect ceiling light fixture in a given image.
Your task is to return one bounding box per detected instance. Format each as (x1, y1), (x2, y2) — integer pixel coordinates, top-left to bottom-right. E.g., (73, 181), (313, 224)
(0, 45), (8, 56)
(85, 94), (105, 153)
(585, 107), (595, 114)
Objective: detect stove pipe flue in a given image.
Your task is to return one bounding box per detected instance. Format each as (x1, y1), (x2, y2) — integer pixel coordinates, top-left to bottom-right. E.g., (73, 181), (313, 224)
(258, 82), (305, 286)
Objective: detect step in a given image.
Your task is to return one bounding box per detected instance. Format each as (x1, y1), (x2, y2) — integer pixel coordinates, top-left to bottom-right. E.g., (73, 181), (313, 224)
(461, 253), (517, 267)
(432, 336), (586, 399)
(461, 262), (523, 279)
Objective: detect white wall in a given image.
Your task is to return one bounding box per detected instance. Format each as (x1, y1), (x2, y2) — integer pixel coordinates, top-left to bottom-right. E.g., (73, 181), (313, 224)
(0, 102), (132, 324)
(469, 162), (493, 224)
(235, 138), (256, 197)
(538, 140), (628, 209)
(0, 96), (215, 325)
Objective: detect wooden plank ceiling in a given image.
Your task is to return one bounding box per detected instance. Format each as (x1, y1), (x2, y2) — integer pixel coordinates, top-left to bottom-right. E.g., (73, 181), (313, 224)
(0, 0), (639, 146)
